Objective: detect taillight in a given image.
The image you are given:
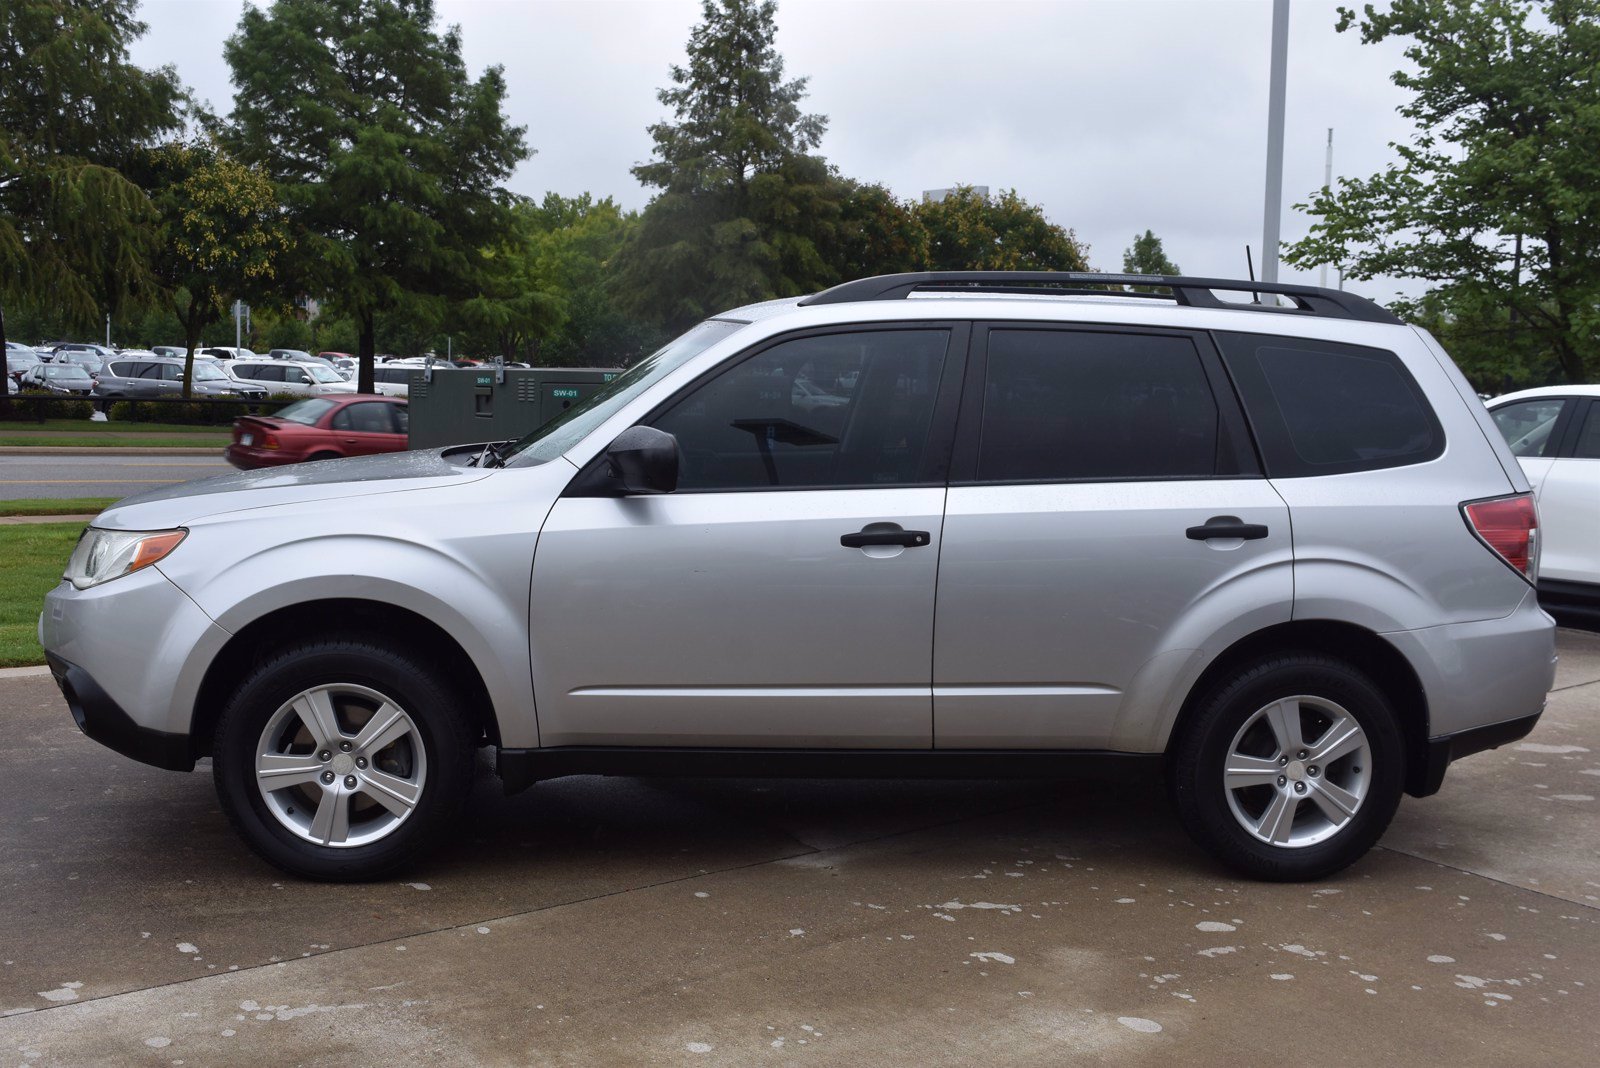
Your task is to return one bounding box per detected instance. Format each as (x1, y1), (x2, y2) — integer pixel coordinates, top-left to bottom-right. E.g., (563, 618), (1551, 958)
(1462, 493), (1539, 584)
(262, 433), (280, 450)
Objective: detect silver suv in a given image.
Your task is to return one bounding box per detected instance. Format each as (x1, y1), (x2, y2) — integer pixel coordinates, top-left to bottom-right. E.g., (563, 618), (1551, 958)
(39, 272), (1556, 882)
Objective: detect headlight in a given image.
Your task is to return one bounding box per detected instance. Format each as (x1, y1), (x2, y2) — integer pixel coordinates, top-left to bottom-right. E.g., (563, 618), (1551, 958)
(63, 528), (187, 589)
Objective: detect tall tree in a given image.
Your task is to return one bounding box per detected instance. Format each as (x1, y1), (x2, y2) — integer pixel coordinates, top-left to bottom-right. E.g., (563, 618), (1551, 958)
(0, 0), (183, 413)
(615, 0), (838, 328)
(1284, 0), (1600, 384)
(916, 187), (1089, 272)
(224, 0), (528, 392)
(1123, 230), (1181, 276)
(134, 141), (292, 395)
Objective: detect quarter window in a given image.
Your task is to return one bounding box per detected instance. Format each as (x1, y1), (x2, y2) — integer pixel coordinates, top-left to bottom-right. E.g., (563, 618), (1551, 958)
(652, 329), (951, 491)
(1574, 403), (1600, 460)
(976, 330), (1220, 482)
(1216, 333), (1442, 477)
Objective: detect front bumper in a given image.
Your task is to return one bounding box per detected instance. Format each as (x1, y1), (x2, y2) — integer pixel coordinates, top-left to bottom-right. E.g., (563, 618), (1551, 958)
(40, 565), (230, 767)
(46, 653), (193, 771)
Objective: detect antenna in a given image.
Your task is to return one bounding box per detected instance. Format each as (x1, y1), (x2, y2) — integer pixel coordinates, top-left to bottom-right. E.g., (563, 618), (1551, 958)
(1245, 245), (1259, 304)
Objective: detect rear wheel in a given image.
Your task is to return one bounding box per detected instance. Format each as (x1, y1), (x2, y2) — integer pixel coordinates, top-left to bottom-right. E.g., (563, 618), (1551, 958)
(306, 450), (340, 462)
(213, 639), (476, 880)
(1169, 654), (1404, 881)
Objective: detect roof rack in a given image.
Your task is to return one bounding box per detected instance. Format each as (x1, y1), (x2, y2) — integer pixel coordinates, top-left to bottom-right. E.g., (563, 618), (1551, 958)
(797, 271), (1401, 325)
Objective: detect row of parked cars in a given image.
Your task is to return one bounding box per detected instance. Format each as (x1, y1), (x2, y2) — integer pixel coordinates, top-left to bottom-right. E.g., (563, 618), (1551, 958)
(3, 341), (448, 400)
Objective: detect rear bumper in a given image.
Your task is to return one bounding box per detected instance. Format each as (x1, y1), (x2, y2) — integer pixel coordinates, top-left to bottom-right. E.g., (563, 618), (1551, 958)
(225, 444), (304, 469)
(46, 652), (194, 771)
(1414, 708), (1542, 797)
(1385, 588), (1557, 796)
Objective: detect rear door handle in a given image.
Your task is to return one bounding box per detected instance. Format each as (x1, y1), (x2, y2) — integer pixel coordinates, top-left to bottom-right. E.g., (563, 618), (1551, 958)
(1186, 516), (1269, 541)
(841, 529), (931, 549)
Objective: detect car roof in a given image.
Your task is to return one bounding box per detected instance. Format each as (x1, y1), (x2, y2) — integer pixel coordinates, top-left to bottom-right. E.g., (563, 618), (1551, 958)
(1487, 385), (1600, 405)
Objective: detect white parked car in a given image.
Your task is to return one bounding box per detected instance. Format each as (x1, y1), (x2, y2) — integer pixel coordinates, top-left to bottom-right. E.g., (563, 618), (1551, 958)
(1487, 385), (1600, 622)
(227, 359), (357, 397)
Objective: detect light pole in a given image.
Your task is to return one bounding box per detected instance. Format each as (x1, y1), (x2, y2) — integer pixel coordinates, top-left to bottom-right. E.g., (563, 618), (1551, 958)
(1320, 128), (1334, 289)
(1261, 0), (1290, 285)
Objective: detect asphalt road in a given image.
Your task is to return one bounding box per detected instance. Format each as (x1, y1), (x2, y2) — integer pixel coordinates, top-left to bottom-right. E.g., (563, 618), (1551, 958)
(0, 454), (230, 499)
(1, 630), (1597, 1065)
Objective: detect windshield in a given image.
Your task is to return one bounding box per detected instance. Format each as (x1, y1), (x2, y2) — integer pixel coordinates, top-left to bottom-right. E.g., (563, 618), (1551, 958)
(45, 365), (91, 380)
(500, 320), (745, 467)
(192, 363), (228, 381)
(274, 398), (338, 425)
(306, 364), (343, 383)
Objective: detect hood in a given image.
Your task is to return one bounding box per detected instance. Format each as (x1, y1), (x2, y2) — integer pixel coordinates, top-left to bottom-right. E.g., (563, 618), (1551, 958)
(97, 449), (494, 530)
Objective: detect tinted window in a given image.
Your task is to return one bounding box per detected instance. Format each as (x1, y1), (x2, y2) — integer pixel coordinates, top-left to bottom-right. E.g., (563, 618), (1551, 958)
(392, 405), (408, 433)
(1217, 333), (1441, 476)
(1490, 398), (1568, 458)
(1574, 403), (1600, 460)
(652, 329), (950, 491)
(108, 362), (134, 378)
(332, 402), (395, 433)
(977, 330), (1218, 481)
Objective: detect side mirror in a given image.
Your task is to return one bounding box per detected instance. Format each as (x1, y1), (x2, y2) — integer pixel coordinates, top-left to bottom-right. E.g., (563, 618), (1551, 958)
(604, 425), (679, 495)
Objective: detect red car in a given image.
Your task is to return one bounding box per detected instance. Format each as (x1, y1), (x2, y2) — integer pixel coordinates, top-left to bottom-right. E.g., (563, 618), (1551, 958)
(226, 395), (409, 469)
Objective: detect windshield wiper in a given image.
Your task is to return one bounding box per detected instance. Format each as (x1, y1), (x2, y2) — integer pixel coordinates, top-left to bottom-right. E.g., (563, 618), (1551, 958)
(470, 440), (511, 468)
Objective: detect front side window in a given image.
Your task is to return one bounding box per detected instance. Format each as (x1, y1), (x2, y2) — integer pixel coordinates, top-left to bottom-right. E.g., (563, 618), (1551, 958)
(652, 329), (951, 491)
(1490, 399), (1568, 458)
(976, 329), (1219, 482)
(1216, 332), (1442, 477)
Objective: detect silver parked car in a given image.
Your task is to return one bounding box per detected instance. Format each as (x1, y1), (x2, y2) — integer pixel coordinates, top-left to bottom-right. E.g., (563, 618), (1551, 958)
(40, 272), (1556, 882)
(227, 358), (356, 397)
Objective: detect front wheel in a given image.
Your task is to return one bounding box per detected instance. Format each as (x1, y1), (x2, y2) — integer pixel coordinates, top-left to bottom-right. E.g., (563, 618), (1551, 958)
(213, 639), (476, 880)
(1169, 653), (1404, 881)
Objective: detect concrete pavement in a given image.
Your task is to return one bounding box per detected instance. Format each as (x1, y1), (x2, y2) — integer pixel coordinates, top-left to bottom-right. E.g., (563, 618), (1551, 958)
(1, 631), (1597, 1065)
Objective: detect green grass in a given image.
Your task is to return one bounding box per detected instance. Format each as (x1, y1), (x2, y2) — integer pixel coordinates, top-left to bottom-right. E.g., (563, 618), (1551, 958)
(0, 434), (225, 448)
(0, 497), (117, 517)
(0, 522), (85, 667)
(1, 419), (227, 434)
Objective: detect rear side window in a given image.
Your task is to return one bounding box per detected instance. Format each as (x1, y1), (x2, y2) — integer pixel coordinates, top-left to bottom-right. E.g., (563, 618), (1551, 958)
(1216, 332), (1442, 477)
(977, 329), (1219, 482)
(1490, 398), (1567, 458)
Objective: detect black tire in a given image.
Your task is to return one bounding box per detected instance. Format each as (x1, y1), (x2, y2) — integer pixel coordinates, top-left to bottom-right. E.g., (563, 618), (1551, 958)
(1169, 653), (1404, 881)
(213, 638), (476, 881)
(306, 451), (340, 462)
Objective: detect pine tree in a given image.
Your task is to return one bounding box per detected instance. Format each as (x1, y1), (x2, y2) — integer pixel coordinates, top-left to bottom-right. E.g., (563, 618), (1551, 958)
(615, 0), (838, 328)
(1122, 230), (1181, 276)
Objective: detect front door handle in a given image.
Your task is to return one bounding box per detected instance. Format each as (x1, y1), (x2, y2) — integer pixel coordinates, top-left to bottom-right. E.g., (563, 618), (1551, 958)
(1186, 516), (1269, 541)
(841, 529), (931, 549)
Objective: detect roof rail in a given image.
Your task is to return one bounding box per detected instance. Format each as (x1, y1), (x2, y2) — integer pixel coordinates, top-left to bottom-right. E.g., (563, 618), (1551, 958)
(797, 271), (1402, 325)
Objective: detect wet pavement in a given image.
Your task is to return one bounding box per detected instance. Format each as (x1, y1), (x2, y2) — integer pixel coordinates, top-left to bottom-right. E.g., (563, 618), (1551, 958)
(1, 630), (1597, 1065)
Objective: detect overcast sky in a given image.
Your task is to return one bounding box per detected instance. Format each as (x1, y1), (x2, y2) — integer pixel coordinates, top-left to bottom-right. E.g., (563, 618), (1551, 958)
(129, 0), (1425, 300)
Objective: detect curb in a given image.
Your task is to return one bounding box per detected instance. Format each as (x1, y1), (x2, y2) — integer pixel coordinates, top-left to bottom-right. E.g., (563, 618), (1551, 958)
(0, 446), (222, 456)
(0, 665), (50, 679)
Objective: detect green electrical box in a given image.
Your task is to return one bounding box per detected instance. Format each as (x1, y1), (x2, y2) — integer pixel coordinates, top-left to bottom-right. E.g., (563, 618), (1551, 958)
(406, 365), (621, 449)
